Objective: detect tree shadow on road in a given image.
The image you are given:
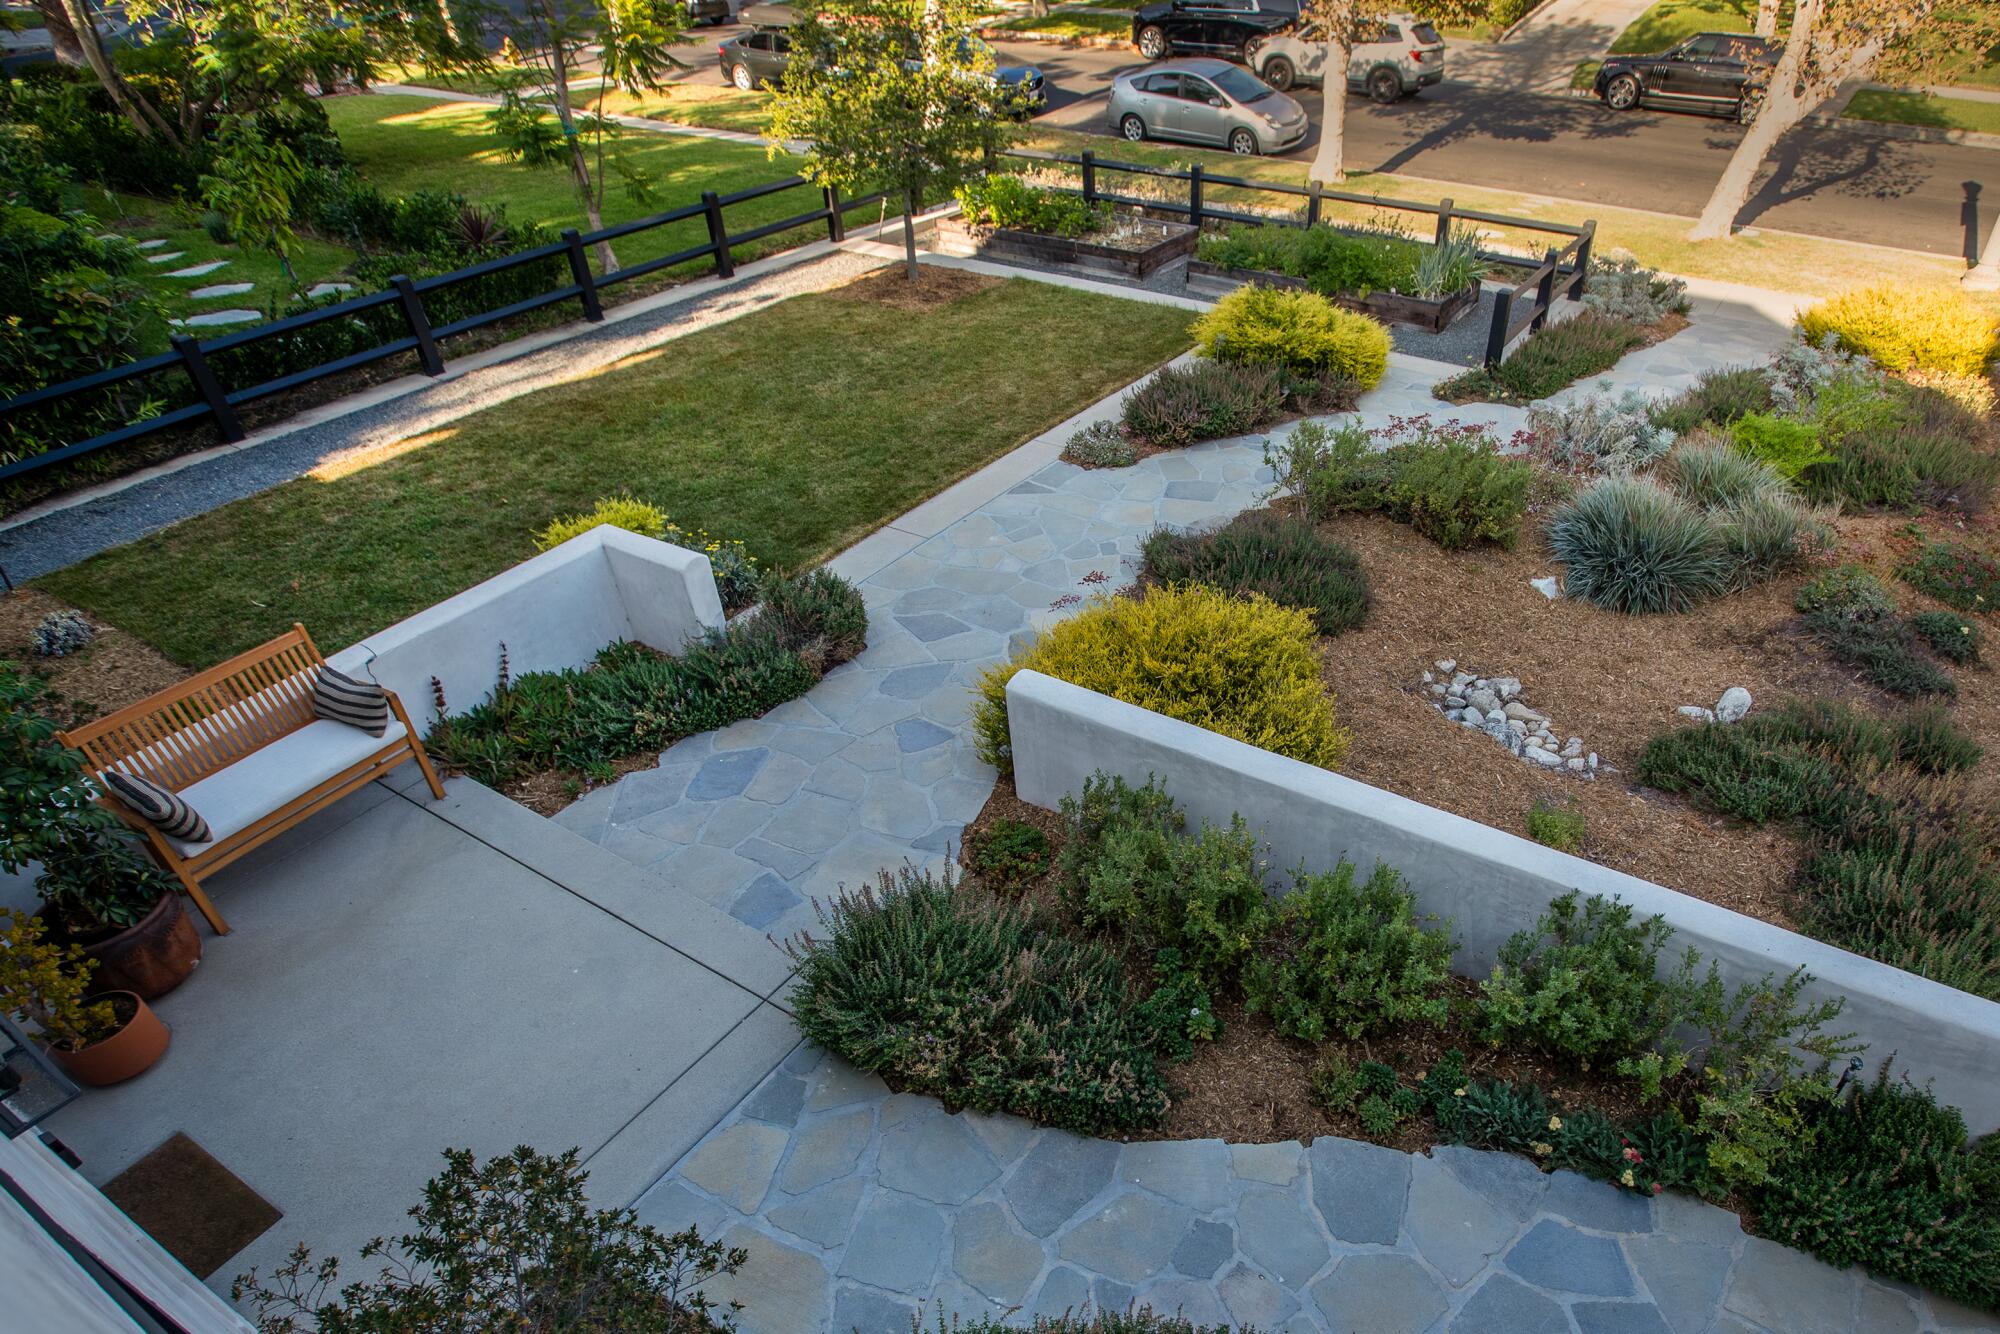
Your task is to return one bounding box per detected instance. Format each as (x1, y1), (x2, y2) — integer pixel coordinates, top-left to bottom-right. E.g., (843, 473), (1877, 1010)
(1727, 127), (1936, 232)
(1361, 90), (1649, 177)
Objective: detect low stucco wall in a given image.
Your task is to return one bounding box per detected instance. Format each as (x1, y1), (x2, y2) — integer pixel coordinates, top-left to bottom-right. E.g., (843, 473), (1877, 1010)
(1005, 670), (2000, 1133)
(328, 526), (725, 724)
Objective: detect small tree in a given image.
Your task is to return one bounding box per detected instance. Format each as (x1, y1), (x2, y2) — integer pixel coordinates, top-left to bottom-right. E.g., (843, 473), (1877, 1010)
(487, 0), (687, 274)
(1293, 0), (1476, 185)
(199, 116), (310, 292)
(1687, 0), (2000, 241)
(766, 0), (1019, 280)
(233, 1146), (747, 1333)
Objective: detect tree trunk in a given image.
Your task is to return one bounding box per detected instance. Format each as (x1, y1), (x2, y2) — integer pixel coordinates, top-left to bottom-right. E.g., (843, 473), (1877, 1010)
(62, 0), (178, 146)
(547, 46), (620, 273)
(1967, 213), (2000, 291)
(902, 188), (920, 281)
(34, 0), (84, 65)
(1309, 38), (1351, 185)
(1754, 0), (1782, 39)
(1686, 0), (1818, 241)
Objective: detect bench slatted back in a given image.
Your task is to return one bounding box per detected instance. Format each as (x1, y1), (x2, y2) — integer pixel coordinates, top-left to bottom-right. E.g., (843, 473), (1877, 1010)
(59, 624), (330, 792)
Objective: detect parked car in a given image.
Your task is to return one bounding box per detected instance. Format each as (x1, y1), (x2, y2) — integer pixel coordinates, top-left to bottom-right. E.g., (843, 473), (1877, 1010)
(1131, 0), (1299, 63)
(1593, 31), (1778, 120)
(720, 12), (1043, 113)
(1250, 13), (1444, 100)
(1107, 58), (1307, 155)
(681, 0), (732, 26)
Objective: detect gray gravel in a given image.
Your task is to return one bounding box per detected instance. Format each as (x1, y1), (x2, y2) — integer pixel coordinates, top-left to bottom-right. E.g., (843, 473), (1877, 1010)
(1, 250), (887, 584)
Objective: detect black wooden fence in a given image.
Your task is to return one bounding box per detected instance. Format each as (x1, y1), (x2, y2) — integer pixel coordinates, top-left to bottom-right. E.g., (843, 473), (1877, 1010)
(0, 176), (886, 485)
(1001, 148), (1596, 367)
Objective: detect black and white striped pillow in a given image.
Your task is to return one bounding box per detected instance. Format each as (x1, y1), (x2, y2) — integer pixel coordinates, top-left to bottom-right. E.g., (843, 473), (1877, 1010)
(312, 665), (389, 737)
(103, 769), (211, 842)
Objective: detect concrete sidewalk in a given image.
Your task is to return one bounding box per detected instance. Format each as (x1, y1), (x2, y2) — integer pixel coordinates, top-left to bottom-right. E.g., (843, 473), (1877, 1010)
(44, 765), (800, 1296)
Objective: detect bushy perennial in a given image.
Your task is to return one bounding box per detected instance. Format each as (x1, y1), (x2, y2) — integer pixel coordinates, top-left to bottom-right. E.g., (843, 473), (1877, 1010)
(1191, 285), (1391, 388)
(1527, 386), (1676, 476)
(1799, 281), (2000, 377)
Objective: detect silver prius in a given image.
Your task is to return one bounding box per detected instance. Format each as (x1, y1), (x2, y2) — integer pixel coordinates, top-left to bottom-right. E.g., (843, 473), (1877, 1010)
(1107, 57), (1307, 155)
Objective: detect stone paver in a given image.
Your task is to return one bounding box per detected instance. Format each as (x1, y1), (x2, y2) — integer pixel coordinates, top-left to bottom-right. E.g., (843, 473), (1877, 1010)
(638, 1048), (1994, 1334)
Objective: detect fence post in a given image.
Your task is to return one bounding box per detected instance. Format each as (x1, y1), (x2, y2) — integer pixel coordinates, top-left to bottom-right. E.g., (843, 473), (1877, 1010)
(703, 191), (735, 279)
(1306, 180), (1322, 228)
(1484, 288), (1513, 368)
(1080, 150), (1096, 207)
(1434, 197), (1454, 247)
(561, 229), (604, 323)
(824, 184), (846, 243)
(1187, 163), (1204, 228)
(170, 334), (244, 443)
(1568, 222), (1595, 300)
(1531, 248), (1558, 333)
(391, 275), (445, 376)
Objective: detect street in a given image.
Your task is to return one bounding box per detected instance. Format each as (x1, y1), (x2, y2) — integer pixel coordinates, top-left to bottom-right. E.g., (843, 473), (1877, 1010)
(678, 18), (1994, 260)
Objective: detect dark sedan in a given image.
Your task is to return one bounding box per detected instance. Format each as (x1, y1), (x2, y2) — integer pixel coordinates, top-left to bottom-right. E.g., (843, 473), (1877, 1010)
(1594, 31), (1778, 121)
(1131, 0), (1299, 63)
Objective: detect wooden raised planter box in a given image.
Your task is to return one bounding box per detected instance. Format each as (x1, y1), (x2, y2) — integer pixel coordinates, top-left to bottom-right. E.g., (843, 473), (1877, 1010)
(1185, 258), (1480, 333)
(935, 213), (1199, 280)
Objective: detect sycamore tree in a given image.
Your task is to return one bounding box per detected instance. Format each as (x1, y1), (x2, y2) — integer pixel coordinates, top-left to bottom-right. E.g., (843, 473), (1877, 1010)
(1687, 0), (2000, 241)
(766, 0), (1018, 280)
(1292, 0), (1477, 185)
(55, 0), (482, 152)
(485, 0), (688, 274)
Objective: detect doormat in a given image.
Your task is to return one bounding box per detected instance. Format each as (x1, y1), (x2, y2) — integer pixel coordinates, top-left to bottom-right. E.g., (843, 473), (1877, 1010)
(101, 1132), (281, 1279)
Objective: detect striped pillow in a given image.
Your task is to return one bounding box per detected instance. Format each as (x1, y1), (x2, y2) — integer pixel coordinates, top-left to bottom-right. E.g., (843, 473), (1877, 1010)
(103, 769), (211, 843)
(312, 665), (390, 737)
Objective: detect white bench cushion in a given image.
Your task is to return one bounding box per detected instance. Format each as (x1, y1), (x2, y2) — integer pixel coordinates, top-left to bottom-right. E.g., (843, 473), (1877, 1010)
(164, 718), (406, 856)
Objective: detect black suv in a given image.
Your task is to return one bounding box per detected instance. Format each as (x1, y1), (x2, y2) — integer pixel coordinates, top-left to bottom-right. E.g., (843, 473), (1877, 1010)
(1131, 0), (1298, 63)
(1594, 32), (1778, 120)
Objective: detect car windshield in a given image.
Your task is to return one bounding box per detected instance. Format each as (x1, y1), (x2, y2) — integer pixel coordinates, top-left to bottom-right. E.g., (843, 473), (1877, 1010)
(1210, 65), (1274, 104)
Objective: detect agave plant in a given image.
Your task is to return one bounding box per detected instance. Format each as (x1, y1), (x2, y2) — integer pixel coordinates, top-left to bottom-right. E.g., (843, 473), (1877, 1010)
(1411, 226), (1485, 298)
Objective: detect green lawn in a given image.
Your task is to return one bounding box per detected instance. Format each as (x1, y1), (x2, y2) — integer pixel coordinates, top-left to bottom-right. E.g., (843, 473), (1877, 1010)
(44, 277), (1193, 667)
(990, 11), (1127, 36)
(1608, 0), (1752, 54)
(1845, 89), (2000, 134)
(323, 94), (834, 276)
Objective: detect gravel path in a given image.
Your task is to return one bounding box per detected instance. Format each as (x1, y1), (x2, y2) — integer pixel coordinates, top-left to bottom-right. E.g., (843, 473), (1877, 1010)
(0, 250), (887, 584)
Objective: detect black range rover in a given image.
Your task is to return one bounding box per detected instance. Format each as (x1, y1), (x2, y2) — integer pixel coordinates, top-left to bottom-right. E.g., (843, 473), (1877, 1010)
(1593, 31), (1779, 120)
(1131, 0), (1299, 63)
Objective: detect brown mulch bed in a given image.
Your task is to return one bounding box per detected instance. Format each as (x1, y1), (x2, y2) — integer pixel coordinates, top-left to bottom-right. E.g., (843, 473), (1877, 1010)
(1, 588), (190, 727)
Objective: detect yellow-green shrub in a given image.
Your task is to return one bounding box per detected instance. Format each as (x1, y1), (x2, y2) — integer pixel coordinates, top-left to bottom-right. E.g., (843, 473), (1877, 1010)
(973, 584), (1350, 773)
(1798, 283), (2000, 378)
(1191, 285), (1390, 388)
(534, 494), (669, 549)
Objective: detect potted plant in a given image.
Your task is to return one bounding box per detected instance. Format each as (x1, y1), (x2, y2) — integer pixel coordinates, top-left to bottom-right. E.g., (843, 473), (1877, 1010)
(1, 665), (198, 998)
(0, 910), (169, 1086)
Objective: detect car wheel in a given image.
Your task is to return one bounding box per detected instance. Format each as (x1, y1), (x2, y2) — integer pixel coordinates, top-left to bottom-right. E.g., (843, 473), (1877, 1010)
(1367, 67), (1401, 103)
(1243, 36), (1266, 63)
(1229, 127), (1258, 155)
(1605, 73), (1641, 110)
(1137, 25), (1167, 59)
(731, 63), (755, 91)
(1121, 114), (1148, 142)
(1262, 55), (1295, 91)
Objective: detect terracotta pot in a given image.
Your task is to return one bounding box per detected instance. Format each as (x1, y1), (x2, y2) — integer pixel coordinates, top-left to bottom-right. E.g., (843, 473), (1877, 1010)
(49, 992), (170, 1087)
(73, 892), (202, 1000)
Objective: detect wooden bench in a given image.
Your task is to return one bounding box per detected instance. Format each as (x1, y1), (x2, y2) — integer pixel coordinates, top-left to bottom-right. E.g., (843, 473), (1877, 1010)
(57, 624), (445, 936)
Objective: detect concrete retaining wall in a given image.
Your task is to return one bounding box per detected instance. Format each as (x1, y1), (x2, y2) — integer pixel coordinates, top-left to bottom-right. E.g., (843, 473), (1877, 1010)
(328, 526), (725, 725)
(1005, 670), (2000, 1132)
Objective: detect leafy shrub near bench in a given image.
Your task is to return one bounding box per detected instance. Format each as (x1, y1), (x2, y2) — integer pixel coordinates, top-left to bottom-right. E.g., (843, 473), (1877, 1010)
(1191, 285), (1391, 388)
(972, 584), (1350, 774)
(1434, 312), (1647, 404)
(1264, 416), (1534, 550)
(1140, 510), (1369, 634)
(783, 864), (1180, 1134)
(427, 569), (865, 787)
(533, 494), (761, 610)
(1799, 281), (2000, 377)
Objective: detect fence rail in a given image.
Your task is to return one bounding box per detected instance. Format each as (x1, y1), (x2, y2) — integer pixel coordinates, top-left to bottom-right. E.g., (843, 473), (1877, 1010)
(0, 178), (883, 485)
(1001, 148), (1595, 367)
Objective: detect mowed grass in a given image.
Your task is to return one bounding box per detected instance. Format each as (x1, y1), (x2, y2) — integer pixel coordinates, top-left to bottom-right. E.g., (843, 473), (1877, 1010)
(991, 10), (1127, 35)
(323, 94), (835, 275)
(43, 277), (1193, 666)
(1609, 0), (1752, 53)
(1845, 90), (2000, 134)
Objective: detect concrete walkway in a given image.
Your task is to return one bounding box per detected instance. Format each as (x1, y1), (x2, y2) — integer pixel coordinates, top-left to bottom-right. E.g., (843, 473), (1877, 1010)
(632, 1049), (1998, 1333)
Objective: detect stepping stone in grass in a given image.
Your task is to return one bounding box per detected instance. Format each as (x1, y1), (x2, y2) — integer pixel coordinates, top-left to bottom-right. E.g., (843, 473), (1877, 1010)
(189, 282), (257, 299)
(136, 239), (169, 250)
(304, 282), (356, 299)
(165, 260), (230, 278)
(169, 309), (261, 328)
(145, 251), (187, 264)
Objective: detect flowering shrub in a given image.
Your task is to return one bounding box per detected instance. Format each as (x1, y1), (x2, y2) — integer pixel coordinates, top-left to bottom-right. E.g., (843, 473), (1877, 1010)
(1264, 415), (1535, 550)
(1799, 281), (2000, 377)
(1902, 540), (2000, 614)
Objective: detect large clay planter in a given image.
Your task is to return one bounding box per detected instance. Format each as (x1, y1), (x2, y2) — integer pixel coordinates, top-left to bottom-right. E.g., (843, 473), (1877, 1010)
(49, 992), (170, 1087)
(72, 892), (202, 1000)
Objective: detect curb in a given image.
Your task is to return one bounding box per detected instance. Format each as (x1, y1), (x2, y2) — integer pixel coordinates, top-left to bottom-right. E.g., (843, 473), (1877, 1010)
(1801, 111), (2000, 151)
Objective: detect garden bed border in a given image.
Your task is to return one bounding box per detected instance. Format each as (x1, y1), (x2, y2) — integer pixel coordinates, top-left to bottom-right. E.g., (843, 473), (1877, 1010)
(1004, 669), (2000, 1132)
(933, 213), (1198, 280)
